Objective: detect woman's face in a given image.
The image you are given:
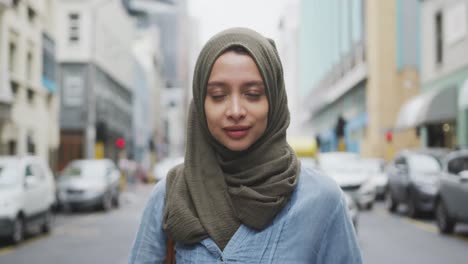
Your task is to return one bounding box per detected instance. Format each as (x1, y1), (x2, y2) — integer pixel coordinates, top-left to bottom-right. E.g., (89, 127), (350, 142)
(205, 51), (269, 152)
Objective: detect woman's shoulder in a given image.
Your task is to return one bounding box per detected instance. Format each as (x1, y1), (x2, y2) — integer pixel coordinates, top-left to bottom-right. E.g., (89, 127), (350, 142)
(291, 164), (344, 213)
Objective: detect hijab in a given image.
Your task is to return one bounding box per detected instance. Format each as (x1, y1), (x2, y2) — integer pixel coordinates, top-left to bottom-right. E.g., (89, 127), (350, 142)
(162, 27), (300, 250)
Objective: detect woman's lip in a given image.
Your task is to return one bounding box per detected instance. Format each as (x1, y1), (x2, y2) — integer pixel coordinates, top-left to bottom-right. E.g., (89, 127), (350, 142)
(224, 128), (250, 139)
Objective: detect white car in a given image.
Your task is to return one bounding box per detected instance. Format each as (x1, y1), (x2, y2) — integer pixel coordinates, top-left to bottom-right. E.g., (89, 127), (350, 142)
(0, 155), (56, 244)
(57, 159), (121, 211)
(318, 152), (376, 210)
(360, 158), (387, 199)
(153, 156), (184, 181)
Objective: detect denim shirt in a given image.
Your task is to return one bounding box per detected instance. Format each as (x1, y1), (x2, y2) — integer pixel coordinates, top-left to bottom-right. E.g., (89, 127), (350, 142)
(129, 166), (362, 264)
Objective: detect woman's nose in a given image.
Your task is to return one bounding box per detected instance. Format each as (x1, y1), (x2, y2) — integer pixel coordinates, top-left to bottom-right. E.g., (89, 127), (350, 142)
(227, 96), (246, 121)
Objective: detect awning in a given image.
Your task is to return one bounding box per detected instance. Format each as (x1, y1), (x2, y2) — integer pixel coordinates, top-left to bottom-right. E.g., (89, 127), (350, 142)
(460, 78), (468, 110)
(395, 85), (457, 131)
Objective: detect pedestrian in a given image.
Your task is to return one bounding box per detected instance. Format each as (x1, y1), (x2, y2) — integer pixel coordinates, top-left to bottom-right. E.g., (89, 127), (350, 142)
(129, 27), (362, 263)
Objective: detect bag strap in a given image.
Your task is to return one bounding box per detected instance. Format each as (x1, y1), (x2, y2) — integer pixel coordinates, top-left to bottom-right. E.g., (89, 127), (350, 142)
(166, 239), (176, 264)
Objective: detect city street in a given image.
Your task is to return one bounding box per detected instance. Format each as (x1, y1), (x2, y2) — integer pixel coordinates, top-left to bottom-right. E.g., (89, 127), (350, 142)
(0, 183), (154, 264)
(1, 183), (468, 263)
(360, 203), (468, 264)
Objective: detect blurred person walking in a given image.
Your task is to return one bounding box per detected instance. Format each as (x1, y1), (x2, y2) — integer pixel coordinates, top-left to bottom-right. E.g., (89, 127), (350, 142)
(129, 28), (361, 263)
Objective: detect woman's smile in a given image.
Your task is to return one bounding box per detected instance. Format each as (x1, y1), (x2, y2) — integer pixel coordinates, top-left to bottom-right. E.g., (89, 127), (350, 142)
(223, 125), (251, 139)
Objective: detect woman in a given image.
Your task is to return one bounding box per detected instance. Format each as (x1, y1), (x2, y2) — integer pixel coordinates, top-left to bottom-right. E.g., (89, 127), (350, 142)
(129, 28), (362, 263)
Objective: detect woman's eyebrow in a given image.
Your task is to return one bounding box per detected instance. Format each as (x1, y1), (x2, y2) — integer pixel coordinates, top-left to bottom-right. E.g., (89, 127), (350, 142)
(242, 81), (265, 88)
(207, 81), (228, 88)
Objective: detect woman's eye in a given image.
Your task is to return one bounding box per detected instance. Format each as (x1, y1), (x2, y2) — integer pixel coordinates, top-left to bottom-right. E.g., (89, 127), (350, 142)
(245, 93), (262, 100)
(210, 94), (226, 101)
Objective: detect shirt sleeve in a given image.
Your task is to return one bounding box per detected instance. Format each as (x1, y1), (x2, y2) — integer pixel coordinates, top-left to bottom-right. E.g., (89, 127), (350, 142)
(316, 194), (363, 264)
(128, 180), (168, 264)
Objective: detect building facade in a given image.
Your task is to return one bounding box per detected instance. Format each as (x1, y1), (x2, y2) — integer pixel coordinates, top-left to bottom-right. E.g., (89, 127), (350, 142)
(299, 0), (421, 159)
(0, 0), (60, 169)
(132, 25), (165, 167)
(404, 0), (468, 149)
(56, 0), (135, 170)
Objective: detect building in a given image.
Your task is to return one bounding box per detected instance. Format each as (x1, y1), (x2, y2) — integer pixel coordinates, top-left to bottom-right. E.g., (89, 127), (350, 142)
(126, 0), (190, 157)
(132, 25), (165, 167)
(397, 0), (468, 149)
(0, 0), (60, 169)
(56, 0), (135, 170)
(299, 0), (421, 159)
(278, 0), (302, 136)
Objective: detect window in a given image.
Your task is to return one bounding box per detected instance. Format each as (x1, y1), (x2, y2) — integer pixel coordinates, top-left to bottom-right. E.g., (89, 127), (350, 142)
(26, 51), (33, 81)
(27, 135), (35, 154)
(435, 12), (443, 65)
(447, 157), (468, 175)
(11, 81), (18, 97)
(27, 89), (35, 104)
(68, 13), (80, 43)
(27, 7), (36, 24)
(25, 165), (34, 177)
(8, 140), (17, 155)
(8, 42), (16, 73)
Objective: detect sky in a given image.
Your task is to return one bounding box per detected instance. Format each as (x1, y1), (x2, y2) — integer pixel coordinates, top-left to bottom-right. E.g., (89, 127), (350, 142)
(187, 0), (285, 45)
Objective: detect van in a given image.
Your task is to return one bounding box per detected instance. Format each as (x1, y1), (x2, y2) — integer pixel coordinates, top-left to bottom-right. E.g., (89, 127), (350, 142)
(0, 156), (56, 244)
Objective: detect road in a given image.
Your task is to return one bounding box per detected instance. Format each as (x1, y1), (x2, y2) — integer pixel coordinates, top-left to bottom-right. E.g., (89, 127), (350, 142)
(1, 187), (468, 263)
(0, 183), (154, 264)
(360, 202), (468, 264)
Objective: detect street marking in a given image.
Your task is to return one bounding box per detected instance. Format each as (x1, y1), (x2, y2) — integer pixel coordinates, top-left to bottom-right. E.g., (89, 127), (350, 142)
(404, 218), (468, 243)
(0, 233), (50, 257)
(0, 247), (14, 257)
(374, 205), (468, 243)
(404, 218), (438, 234)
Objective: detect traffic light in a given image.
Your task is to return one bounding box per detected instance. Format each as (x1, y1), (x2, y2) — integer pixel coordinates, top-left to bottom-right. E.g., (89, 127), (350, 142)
(116, 138), (126, 149)
(386, 131), (393, 142)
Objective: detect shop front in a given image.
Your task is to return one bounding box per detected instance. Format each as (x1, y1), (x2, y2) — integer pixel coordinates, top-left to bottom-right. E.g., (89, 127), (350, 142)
(395, 85), (458, 148)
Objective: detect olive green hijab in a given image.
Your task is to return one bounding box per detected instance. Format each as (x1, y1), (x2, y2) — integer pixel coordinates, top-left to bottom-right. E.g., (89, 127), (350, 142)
(162, 28), (299, 250)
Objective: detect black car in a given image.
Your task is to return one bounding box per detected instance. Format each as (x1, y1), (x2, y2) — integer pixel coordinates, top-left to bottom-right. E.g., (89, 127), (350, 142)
(386, 150), (446, 218)
(435, 150), (468, 234)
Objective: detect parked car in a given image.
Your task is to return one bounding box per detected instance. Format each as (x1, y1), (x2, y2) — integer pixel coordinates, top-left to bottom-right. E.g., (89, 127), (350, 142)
(435, 150), (468, 234)
(386, 150), (443, 218)
(153, 156), (184, 181)
(317, 152), (376, 210)
(0, 155), (56, 244)
(57, 159), (120, 211)
(361, 158), (387, 199)
(343, 191), (359, 231)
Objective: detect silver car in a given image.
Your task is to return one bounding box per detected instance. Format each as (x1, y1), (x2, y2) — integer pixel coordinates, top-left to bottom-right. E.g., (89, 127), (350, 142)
(436, 150), (468, 234)
(57, 159), (121, 211)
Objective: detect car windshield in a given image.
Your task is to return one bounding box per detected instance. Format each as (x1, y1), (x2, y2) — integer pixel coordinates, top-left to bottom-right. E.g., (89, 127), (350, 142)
(407, 154), (441, 174)
(61, 161), (107, 180)
(0, 160), (21, 187)
(447, 156), (468, 175)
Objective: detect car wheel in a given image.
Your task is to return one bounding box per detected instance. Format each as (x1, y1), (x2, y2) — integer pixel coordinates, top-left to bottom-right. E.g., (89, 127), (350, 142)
(41, 208), (53, 233)
(11, 216), (25, 244)
(112, 191), (120, 208)
(386, 191), (397, 212)
(407, 193), (420, 218)
(101, 193), (112, 211)
(436, 199), (455, 234)
(366, 202), (374, 210)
